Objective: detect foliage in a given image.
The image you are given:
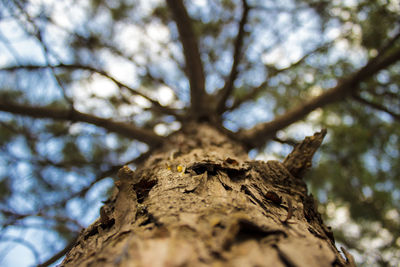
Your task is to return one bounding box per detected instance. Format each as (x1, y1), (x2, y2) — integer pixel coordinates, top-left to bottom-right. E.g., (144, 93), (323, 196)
(0, 0), (399, 266)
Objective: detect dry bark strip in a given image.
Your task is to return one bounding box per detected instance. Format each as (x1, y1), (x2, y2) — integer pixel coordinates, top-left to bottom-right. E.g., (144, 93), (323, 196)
(61, 124), (354, 267)
(283, 129), (327, 179)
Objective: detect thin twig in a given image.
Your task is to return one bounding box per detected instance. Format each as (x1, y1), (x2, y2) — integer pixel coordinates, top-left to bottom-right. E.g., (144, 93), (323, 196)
(37, 236), (78, 267)
(238, 47), (400, 148)
(228, 42), (331, 111)
(7, 1), (74, 108)
(272, 136), (298, 147)
(50, 148), (154, 209)
(216, 0), (250, 114)
(369, 29), (400, 66)
(352, 94), (400, 121)
(0, 235), (40, 265)
(0, 30), (22, 65)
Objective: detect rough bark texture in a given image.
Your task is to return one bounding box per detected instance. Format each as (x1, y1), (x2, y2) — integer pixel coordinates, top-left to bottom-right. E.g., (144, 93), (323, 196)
(61, 124), (353, 267)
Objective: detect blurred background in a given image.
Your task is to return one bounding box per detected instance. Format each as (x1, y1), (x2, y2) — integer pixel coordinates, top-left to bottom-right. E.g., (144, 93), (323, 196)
(0, 0), (399, 266)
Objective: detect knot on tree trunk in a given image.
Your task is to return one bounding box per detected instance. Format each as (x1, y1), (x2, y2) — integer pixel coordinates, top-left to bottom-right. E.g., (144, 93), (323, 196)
(283, 129), (327, 179)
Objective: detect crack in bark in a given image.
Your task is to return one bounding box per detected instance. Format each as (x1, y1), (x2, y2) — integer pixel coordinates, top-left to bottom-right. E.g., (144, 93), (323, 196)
(234, 219), (287, 243)
(240, 185), (271, 215)
(133, 179), (157, 204)
(275, 245), (297, 267)
(61, 126), (349, 266)
(186, 161), (248, 179)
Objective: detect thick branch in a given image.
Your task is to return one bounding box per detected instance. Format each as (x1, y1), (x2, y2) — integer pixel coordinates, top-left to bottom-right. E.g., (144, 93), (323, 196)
(239, 48), (400, 148)
(0, 102), (165, 146)
(1, 64), (182, 118)
(216, 0), (250, 114)
(166, 0), (206, 113)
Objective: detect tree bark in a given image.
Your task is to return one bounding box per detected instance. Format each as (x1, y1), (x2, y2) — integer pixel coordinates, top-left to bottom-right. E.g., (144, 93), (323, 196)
(61, 123), (353, 267)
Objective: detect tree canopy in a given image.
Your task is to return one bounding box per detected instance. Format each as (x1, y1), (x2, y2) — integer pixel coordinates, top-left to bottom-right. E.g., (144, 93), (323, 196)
(0, 0), (399, 266)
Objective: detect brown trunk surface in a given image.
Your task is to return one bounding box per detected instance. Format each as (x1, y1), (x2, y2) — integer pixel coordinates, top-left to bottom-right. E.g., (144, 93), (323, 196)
(61, 123), (354, 266)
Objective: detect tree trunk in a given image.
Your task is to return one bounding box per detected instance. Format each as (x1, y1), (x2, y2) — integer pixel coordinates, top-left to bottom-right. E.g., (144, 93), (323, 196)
(61, 123), (354, 267)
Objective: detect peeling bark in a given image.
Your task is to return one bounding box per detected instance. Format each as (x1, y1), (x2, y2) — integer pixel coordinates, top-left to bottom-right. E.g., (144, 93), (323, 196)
(61, 124), (353, 267)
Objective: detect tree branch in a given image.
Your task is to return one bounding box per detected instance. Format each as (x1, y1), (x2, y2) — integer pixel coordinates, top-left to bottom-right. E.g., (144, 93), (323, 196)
(216, 0), (250, 114)
(239, 48), (400, 148)
(0, 236), (40, 265)
(166, 0), (207, 113)
(32, 150), (156, 267)
(37, 236), (78, 267)
(0, 102), (165, 146)
(6, 0), (74, 107)
(48, 148), (154, 213)
(228, 43), (330, 112)
(272, 136), (298, 147)
(0, 64), (182, 118)
(352, 94), (400, 121)
(370, 29), (400, 66)
(0, 30), (23, 64)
